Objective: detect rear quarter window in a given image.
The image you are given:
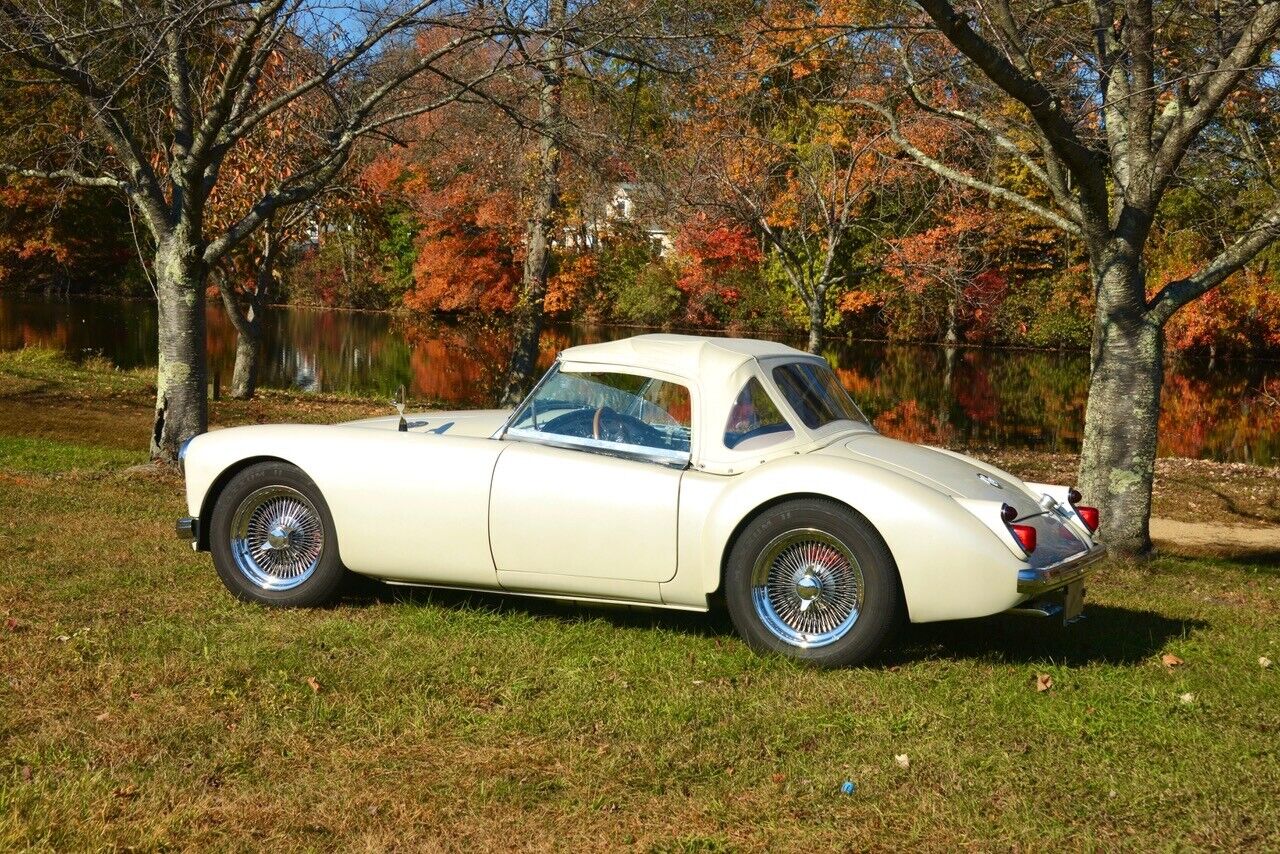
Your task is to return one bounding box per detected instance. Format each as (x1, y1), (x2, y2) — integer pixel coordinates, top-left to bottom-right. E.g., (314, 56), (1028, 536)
(771, 361), (868, 430)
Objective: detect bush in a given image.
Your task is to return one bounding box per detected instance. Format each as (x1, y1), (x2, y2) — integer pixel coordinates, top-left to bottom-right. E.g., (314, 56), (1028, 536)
(611, 261), (682, 326)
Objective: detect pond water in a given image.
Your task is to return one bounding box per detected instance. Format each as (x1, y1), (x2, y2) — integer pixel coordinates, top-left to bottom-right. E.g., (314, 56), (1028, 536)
(2, 295), (1277, 464)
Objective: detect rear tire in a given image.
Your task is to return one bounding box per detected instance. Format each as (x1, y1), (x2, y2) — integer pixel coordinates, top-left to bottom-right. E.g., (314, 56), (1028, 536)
(725, 498), (901, 668)
(209, 461), (347, 607)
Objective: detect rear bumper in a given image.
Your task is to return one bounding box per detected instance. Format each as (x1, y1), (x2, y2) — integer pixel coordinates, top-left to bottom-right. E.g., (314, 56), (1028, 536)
(1016, 545), (1105, 596)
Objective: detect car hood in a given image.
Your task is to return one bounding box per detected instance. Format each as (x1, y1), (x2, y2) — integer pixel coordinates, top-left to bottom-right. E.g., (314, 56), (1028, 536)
(822, 433), (1044, 516)
(342, 408), (511, 439)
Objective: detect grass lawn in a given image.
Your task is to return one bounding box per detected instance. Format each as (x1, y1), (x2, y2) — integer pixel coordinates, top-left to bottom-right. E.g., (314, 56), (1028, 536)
(1, 349), (1277, 850)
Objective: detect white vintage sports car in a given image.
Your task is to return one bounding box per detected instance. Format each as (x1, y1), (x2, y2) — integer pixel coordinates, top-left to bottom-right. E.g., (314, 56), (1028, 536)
(178, 334), (1104, 667)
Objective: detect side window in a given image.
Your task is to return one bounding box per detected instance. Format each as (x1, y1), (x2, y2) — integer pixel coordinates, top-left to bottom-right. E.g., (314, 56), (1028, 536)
(507, 366), (692, 461)
(724, 378), (794, 449)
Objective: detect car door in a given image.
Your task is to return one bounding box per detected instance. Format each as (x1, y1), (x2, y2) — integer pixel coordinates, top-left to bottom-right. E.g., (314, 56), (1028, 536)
(310, 429), (505, 587)
(487, 366), (692, 594)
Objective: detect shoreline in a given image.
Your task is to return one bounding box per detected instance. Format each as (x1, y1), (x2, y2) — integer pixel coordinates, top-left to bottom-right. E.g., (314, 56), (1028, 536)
(8, 290), (1280, 364)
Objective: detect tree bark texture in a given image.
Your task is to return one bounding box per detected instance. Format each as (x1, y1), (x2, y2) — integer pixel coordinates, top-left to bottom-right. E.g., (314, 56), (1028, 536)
(151, 236), (208, 462)
(806, 297), (824, 353)
(1077, 243), (1163, 554)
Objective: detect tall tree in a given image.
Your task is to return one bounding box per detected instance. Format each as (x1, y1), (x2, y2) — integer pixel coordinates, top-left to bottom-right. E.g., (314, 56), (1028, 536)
(671, 3), (896, 351)
(0, 0), (504, 459)
(491, 0), (723, 402)
(860, 0), (1280, 553)
(500, 0), (566, 405)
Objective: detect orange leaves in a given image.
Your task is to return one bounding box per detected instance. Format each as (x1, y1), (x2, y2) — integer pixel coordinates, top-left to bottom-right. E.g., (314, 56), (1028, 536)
(545, 254), (598, 316)
(838, 289), (879, 314)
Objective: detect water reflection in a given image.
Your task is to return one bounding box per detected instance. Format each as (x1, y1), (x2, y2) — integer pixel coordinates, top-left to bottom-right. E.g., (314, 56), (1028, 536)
(1, 295), (1276, 465)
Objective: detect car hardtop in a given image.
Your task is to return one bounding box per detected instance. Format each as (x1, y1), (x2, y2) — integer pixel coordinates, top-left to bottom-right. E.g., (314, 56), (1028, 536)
(548, 333), (874, 475)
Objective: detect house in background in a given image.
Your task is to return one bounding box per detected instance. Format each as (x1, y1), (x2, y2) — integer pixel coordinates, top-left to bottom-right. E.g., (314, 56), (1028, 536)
(563, 182), (673, 257)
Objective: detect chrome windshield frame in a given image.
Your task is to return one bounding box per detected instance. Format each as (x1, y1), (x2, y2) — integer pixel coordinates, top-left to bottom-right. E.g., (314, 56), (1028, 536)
(504, 426), (691, 469)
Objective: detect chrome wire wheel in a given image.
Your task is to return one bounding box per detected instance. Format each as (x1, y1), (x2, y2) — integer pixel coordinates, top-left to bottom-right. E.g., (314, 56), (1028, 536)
(750, 528), (864, 648)
(228, 485), (325, 591)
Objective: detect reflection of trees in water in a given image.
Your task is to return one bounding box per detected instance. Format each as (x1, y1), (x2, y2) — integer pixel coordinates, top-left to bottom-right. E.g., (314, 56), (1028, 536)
(1, 295), (1276, 462)
(825, 343), (1090, 452)
(1159, 373), (1279, 465)
(392, 317), (605, 407)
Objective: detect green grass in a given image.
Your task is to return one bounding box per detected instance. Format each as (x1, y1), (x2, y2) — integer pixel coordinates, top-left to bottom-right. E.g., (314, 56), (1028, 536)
(0, 349), (1278, 850)
(0, 435), (145, 473)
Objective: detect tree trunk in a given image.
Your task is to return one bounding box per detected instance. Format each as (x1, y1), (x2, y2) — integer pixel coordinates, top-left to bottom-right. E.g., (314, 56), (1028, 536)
(151, 236), (208, 462)
(1077, 245), (1161, 555)
(218, 234), (276, 400)
(806, 292), (824, 353)
(944, 288), (960, 346)
(500, 0), (565, 407)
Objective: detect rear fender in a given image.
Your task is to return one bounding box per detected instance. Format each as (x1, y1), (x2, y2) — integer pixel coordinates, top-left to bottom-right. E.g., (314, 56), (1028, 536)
(666, 454), (1027, 622)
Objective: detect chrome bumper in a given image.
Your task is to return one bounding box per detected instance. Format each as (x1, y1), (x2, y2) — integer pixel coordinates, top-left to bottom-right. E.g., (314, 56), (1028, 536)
(1016, 546), (1105, 596)
(176, 516), (199, 542)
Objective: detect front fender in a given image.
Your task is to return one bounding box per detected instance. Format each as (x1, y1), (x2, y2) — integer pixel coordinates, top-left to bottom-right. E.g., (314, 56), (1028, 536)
(668, 454), (1028, 623)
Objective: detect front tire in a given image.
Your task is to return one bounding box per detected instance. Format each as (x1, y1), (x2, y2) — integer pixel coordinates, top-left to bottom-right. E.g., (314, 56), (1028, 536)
(725, 498), (901, 668)
(210, 461), (347, 607)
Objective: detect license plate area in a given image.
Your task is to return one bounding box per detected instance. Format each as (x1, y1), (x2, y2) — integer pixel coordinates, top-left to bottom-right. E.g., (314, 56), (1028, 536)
(1062, 579), (1085, 624)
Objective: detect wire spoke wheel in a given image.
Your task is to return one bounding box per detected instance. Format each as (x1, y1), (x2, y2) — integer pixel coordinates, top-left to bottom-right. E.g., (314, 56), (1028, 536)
(229, 485), (325, 591)
(750, 528), (864, 648)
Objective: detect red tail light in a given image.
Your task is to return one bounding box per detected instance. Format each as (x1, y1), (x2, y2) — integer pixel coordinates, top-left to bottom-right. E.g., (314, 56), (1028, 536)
(1010, 523), (1037, 553)
(1076, 505), (1100, 532)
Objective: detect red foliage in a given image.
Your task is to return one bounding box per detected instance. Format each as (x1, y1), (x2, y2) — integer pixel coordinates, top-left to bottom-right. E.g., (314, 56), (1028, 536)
(382, 160), (523, 314)
(673, 215), (762, 325)
(1164, 269), (1280, 356)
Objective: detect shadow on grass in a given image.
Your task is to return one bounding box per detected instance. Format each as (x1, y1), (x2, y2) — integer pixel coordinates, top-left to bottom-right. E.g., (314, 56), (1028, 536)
(342, 575), (737, 640)
(889, 605), (1205, 666)
(343, 577), (1201, 667)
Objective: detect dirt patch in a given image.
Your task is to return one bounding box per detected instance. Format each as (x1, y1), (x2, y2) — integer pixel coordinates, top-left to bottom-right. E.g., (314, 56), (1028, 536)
(1150, 517), (1280, 562)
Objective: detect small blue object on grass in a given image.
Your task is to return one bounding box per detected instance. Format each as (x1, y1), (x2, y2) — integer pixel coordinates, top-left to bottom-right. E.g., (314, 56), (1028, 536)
(840, 780), (856, 795)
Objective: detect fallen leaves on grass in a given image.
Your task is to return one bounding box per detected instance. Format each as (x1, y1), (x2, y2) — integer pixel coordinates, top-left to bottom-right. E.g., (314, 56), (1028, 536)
(1261, 657), (1273, 669)
(1034, 674), (1053, 692)
(1161, 653), (1185, 669)
(894, 754), (910, 769)
(306, 676), (321, 693)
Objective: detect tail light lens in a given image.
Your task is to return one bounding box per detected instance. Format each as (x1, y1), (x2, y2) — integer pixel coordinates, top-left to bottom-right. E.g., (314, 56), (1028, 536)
(1010, 523), (1037, 553)
(1001, 503), (1037, 554)
(1065, 486), (1100, 532)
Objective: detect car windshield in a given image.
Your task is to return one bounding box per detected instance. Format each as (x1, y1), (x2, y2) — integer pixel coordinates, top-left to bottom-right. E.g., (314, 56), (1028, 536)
(506, 365), (692, 461)
(771, 361), (869, 430)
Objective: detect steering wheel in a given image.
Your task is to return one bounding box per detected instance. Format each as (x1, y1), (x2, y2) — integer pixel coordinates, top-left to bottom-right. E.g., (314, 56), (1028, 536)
(540, 406), (664, 447)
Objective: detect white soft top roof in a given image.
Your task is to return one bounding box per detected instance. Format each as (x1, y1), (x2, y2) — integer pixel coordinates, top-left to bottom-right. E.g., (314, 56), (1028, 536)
(558, 334), (854, 475)
(559, 334), (811, 381)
